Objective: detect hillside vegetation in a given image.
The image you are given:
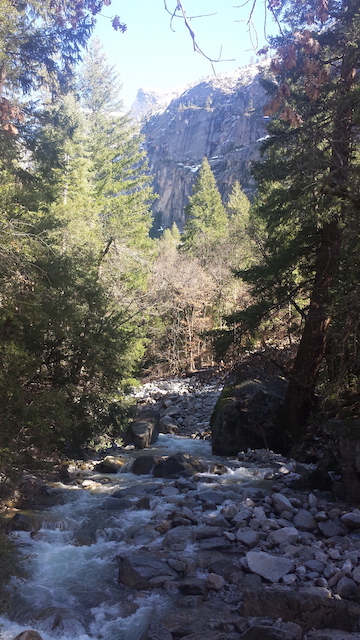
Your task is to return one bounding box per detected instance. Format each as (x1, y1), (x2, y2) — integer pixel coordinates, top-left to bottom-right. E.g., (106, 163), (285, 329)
(0, 0), (359, 492)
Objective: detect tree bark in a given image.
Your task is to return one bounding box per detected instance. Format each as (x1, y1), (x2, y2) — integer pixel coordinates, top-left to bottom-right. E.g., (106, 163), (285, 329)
(283, 219), (342, 434)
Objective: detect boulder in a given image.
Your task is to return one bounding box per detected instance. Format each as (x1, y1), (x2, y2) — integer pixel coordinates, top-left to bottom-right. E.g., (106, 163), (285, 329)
(101, 496), (133, 510)
(210, 371), (287, 456)
(162, 525), (196, 548)
(241, 588), (360, 632)
(94, 456), (123, 474)
(239, 625), (291, 640)
(246, 551), (294, 582)
(152, 452), (206, 478)
(117, 551), (177, 589)
(131, 455), (157, 475)
(159, 416), (179, 434)
(124, 406), (160, 449)
(341, 510), (360, 529)
(293, 509), (317, 532)
(8, 513), (36, 532)
(236, 530), (260, 548)
(273, 493), (294, 514)
(15, 476), (63, 509)
(318, 518), (345, 537)
(207, 573), (226, 590)
(140, 621), (173, 640)
(267, 527), (299, 546)
(36, 607), (86, 635)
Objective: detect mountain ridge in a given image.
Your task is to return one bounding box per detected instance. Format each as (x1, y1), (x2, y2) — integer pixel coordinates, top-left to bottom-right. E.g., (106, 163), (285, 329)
(133, 63), (270, 231)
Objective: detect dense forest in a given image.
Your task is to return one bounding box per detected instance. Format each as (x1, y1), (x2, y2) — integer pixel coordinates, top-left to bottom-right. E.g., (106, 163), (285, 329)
(0, 0), (359, 487)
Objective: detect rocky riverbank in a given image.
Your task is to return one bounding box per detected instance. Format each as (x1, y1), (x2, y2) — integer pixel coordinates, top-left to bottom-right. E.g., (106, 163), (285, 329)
(6, 446), (360, 640)
(4, 373), (360, 640)
(132, 372), (226, 439)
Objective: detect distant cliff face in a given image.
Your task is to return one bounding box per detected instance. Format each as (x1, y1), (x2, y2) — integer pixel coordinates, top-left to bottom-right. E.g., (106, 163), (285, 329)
(137, 64), (269, 231)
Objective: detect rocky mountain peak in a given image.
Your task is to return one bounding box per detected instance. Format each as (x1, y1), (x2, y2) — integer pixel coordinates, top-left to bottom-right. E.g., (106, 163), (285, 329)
(130, 86), (185, 122)
(138, 63), (270, 231)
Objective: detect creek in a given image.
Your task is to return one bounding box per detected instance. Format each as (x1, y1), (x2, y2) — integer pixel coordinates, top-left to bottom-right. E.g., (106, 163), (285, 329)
(3, 376), (360, 640)
(1, 431), (275, 640)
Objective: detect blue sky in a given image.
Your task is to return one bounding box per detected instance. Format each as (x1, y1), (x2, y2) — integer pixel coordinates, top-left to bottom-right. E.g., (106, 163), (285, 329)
(93, 1), (274, 110)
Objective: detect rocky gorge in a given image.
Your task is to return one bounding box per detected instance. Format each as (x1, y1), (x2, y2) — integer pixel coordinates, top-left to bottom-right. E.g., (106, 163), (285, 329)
(3, 372), (360, 640)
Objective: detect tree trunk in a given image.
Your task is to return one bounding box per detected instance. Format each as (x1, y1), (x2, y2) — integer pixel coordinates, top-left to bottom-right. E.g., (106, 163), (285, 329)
(283, 219), (342, 434)
(283, 32), (358, 436)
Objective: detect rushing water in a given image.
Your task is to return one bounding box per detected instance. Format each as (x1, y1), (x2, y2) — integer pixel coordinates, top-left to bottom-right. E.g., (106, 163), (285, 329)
(1, 434), (272, 640)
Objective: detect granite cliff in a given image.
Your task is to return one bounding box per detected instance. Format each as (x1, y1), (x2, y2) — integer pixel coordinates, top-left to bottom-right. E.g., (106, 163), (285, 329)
(135, 63), (269, 231)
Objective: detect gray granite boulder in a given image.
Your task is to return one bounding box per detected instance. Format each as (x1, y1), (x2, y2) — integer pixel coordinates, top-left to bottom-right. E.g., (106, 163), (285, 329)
(241, 588), (360, 632)
(124, 406), (160, 449)
(117, 551), (177, 589)
(152, 452), (206, 477)
(246, 551), (294, 582)
(210, 359), (288, 456)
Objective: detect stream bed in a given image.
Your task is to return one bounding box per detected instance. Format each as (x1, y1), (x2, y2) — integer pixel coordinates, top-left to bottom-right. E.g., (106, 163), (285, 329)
(3, 376), (360, 640)
(1, 434), (276, 640)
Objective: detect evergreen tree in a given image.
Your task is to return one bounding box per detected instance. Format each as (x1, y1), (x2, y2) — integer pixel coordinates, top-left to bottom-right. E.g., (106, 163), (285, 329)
(79, 40), (154, 291)
(0, 43), (156, 461)
(237, 0), (360, 437)
(181, 157), (227, 261)
(0, 1), (125, 100)
(227, 181), (250, 224)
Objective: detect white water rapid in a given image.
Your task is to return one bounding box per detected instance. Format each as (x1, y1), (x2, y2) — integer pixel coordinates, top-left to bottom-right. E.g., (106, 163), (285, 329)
(1, 434), (274, 640)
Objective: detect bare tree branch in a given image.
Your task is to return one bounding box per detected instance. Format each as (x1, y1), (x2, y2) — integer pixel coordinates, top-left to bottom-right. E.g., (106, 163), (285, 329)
(164, 1), (235, 73)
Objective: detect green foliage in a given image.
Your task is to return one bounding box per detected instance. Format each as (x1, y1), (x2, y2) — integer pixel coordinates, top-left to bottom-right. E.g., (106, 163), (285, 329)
(0, 42), (155, 460)
(181, 157), (228, 259)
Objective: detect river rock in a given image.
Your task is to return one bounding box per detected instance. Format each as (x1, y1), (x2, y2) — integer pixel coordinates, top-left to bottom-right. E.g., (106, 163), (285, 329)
(341, 510), (360, 529)
(273, 492), (294, 514)
(236, 529), (260, 547)
(246, 551), (294, 582)
(293, 509), (317, 531)
(307, 631), (360, 639)
(152, 452), (206, 477)
(318, 518), (345, 537)
(239, 625), (291, 640)
(159, 415), (179, 434)
(131, 455), (157, 475)
(207, 573), (226, 590)
(117, 551), (177, 589)
(140, 621), (173, 640)
(101, 497), (133, 510)
(267, 526), (299, 546)
(336, 577), (357, 598)
(196, 490), (226, 506)
(124, 406), (160, 449)
(9, 513), (36, 532)
(241, 588), (360, 632)
(15, 476), (63, 509)
(178, 578), (208, 596)
(162, 525), (196, 548)
(94, 456), (123, 473)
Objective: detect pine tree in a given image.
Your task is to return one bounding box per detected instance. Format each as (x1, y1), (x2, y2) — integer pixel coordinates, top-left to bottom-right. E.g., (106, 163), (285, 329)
(181, 157), (228, 262)
(79, 39), (154, 291)
(238, 0), (360, 437)
(0, 1), (125, 99)
(0, 43), (156, 459)
(227, 181), (250, 224)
